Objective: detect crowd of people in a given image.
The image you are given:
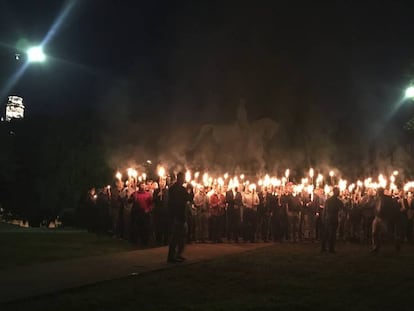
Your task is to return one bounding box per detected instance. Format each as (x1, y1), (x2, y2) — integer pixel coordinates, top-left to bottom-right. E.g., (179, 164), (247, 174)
(77, 171), (414, 256)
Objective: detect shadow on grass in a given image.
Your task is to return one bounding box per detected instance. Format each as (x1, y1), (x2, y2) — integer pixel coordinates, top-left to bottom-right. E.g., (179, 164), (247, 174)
(3, 242), (414, 311)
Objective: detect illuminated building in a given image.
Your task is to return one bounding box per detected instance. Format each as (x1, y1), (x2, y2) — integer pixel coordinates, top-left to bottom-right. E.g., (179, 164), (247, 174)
(5, 96), (25, 122)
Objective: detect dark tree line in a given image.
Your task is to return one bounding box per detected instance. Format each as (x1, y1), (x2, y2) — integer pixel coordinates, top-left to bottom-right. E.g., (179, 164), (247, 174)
(0, 108), (111, 226)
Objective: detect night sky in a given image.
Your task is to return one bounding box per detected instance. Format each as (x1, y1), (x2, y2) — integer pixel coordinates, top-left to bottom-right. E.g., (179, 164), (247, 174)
(1, 0), (414, 172)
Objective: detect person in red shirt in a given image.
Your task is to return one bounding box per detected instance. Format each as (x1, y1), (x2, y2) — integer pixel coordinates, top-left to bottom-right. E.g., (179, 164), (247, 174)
(129, 182), (153, 247)
(210, 187), (224, 243)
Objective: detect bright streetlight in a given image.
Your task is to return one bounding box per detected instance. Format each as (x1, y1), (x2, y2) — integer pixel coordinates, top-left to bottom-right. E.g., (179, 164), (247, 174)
(405, 86), (414, 99)
(27, 46), (46, 63)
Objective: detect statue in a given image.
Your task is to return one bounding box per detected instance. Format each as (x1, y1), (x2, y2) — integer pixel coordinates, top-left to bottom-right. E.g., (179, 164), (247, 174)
(189, 101), (278, 171)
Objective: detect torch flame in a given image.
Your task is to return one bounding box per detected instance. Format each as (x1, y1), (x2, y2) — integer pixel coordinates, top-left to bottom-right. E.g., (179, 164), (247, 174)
(316, 174), (323, 184)
(309, 168), (314, 178)
(158, 166), (166, 178)
(185, 170), (191, 183)
(127, 168), (138, 178)
(115, 171), (122, 180)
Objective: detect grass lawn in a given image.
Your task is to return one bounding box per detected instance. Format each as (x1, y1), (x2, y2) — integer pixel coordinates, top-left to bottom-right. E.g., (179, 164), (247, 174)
(0, 222), (134, 269)
(3, 242), (414, 311)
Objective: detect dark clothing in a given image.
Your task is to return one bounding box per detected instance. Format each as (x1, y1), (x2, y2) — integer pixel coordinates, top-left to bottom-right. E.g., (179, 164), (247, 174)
(129, 194), (150, 246)
(321, 195), (344, 252)
(243, 209), (257, 242)
(152, 188), (170, 245)
(167, 182), (188, 261)
(168, 183), (188, 224)
(257, 192), (271, 241)
(372, 194), (402, 251)
(168, 220), (187, 260)
(226, 190), (243, 241)
(286, 194), (302, 242)
(110, 187), (124, 238)
(323, 195), (343, 224)
(269, 194), (282, 241)
(322, 222), (338, 252)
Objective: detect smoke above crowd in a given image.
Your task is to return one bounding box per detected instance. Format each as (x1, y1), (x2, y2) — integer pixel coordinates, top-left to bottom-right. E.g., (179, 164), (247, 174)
(98, 79), (414, 182)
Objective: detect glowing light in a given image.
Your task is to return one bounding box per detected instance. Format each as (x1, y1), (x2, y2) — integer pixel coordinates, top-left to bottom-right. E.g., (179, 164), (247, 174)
(185, 171), (191, 183)
(194, 172), (200, 179)
(218, 177), (224, 186)
(127, 168), (138, 179)
(285, 169), (290, 179)
(404, 182), (414, 192)
(27, 46), (46, 62)
(5, 96), (24, 121)
(393, 170), (399, 176)
(203, 173), (209, 186)
(115, 171), (122, 180)
(329, 171), (335, 177)
(324, 184), (331, 195)
(264, 175), (271, 187)
(240, 174), (245, 180)
(309, 168), (314, 178)
(224, 173), (229, 179)
(405, 86), (414, 99)
(338, 179), (347, 192)
(316, 174), (323, 185)
(158, 166), (166, 178)
(142, 173), (147, 181)
(364, 178), (372, 188)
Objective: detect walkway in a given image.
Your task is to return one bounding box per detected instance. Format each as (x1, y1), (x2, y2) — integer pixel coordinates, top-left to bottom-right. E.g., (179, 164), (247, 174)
(0, 242), (270, 303)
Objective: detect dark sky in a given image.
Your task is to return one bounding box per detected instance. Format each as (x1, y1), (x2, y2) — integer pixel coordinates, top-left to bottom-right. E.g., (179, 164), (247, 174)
(1, 0), (414, 128)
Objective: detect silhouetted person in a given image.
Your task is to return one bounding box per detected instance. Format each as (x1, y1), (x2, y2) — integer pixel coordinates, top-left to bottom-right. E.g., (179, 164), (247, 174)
(226, 186), (243, 242)
(321, 187), (343, 253)
(401, 191), (414, 243)
(372, 188), (400, 253)
(152, 180), (170, 245)
(111, 180), (124, 238)
(167, 172), (188, 263)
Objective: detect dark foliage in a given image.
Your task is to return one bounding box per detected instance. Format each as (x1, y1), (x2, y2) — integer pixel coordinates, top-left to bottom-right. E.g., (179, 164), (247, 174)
(0, 108), (111, 226)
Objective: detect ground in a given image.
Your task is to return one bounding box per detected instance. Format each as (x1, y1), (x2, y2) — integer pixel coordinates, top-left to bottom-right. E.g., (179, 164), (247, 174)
(2, 227), (414, 311)
(0, 222), (133, 269)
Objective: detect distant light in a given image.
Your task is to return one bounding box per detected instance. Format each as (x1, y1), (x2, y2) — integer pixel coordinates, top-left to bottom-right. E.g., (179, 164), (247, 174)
(146, 160), (152, 164)
(27, 46), (46, 63)
(405, 86), (414, 99)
